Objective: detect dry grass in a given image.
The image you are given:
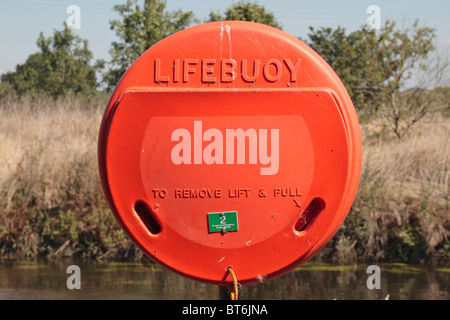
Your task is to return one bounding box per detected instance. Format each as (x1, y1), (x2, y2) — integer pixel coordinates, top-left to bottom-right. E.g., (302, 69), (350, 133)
(0, 94), (103, 211)
(0, 94), (139, 260)
(362, 115), (449, 201)
(0, 93), (448, 264)
(322, 114), (450, 265)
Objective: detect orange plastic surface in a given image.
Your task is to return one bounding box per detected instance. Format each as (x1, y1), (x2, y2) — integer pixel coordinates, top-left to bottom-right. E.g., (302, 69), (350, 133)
(98, 21), (362, 285)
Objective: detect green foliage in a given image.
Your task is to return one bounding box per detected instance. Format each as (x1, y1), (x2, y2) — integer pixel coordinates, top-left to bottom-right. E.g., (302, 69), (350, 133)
(306, 20), (436, 113)
(0, 206), (134, 260)
(305, 20), (445, 139)
(0, 81), (14, 99)
(1, 24), (98, 98)
(208, 1), (281, 29)
(387, 226), (427, 264)
(102, 0), (196, 91)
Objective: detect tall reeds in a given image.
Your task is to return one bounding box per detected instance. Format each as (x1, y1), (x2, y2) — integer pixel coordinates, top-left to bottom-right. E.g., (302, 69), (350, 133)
(0, 94), (141, 260)
(0, 94), (448, 264)
(321, 116), (450, 265)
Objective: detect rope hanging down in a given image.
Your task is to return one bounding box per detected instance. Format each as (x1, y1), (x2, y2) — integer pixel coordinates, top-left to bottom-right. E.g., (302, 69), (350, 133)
(227, 267), (239, 300)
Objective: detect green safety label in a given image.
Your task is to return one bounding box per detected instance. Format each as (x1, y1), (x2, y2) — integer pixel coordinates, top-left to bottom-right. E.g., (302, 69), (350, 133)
(208, 211), (239, 233)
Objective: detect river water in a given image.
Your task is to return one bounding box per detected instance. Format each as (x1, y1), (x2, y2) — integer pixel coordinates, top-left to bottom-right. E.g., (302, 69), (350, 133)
(0, 259), (448, 300)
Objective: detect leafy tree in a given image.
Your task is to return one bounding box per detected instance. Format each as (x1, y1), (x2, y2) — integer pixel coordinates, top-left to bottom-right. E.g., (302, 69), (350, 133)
(208, 1), (281, 29)
(306, 20), (444, 138)
(102, 0), (196, 91)
(302, 26), (357, 100)
(0, 81), (13, 99)
(1, 24), (97, 98)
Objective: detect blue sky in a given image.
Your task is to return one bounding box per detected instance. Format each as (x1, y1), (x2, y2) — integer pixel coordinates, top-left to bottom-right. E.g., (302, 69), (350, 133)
(0, 0), (449, 75)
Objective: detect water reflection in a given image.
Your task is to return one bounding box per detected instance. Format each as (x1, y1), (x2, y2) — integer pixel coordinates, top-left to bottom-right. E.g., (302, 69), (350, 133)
(0, 260), (448, 300)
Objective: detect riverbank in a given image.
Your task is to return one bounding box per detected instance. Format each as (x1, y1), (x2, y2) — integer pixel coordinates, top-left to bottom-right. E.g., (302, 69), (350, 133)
(0, 94), (448, 265)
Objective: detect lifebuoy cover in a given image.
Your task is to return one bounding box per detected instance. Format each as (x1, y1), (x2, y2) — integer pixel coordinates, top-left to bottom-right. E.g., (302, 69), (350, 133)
(98, 21), (362, 285)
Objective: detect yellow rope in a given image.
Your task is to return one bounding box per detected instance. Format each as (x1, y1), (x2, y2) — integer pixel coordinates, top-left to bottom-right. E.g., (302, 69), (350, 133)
(227, 266), (239, 300)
